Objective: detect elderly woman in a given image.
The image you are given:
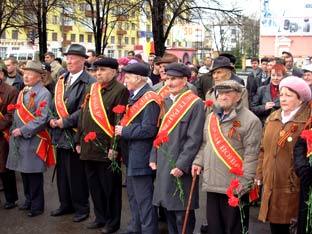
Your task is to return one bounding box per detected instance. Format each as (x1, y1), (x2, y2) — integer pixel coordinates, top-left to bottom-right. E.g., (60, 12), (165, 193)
(256, 76), (312, 234)
(6, 61), (54, 217)
(116, 57), (129, 85)
(250, 64), (286, 125)
(302, 64), (312, 91)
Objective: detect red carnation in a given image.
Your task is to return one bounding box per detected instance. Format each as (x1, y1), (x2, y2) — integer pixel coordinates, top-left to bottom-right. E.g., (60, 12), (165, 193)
(153, 131), (169, 148)
(112, 105), (126, 114)
(204, 100), (213, 107)
(230, 179), (240, 189)
(230, 167), (244, 176)
(36, 108), (42, 116)
(84, 132), (97, 142)
(249, 186), (259, 202)
(15, 104), (20, 109)
(228, 196), (239, 207)
(301, 129), (312, 142)
(7, 104), (15, 111)
(39, 101), (48, 107)
(226, 187), (234, 198)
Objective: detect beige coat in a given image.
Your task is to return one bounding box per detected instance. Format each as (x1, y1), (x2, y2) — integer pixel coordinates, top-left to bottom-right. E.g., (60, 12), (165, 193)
(194, 102), (262, 194)
(256, 104), (311, 224)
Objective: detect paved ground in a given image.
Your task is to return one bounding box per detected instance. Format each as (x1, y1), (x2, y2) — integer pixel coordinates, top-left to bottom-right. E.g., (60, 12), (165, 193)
(0, 166), (270, 234)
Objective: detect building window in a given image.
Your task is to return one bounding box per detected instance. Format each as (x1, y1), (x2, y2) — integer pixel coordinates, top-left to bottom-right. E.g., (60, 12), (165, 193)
(118, 37), (122, 45)
(87, 34), (92, 43)
(111, 36), (115, 44)
(231, 29), (236, 35)
(79, 3), (85, 11)
(131, 37), (135, 45)
(146, 24), (151, 32)
(0, 47), (7, 59)
(231, 38), (236, 43)
(124, 37), (129, 44)
(79, 34), (84, 42)
(125, 23), (129, 30)
(52, 32), (57, 41)
(118, 50), (122, 58)
(12, 30), (18, 40)
(131, 23), (136, 30)
(108, 50), (114, 58)
(52, 15), (58, 24)
(1, 31), (6, 39)
(131, 11), (135, 17)
(118, 22), (122, 30)
(71, 34), (76, 42)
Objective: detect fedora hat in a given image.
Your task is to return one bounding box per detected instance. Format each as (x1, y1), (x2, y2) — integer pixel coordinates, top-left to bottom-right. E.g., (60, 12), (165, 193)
(23, 60), (44, 74)
(155, 53), (179, 65)
(64, 44), (88, 58)
(210, 56), (234, 73)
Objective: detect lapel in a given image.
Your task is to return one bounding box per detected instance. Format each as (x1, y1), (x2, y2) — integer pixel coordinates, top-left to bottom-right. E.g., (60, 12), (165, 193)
(129, 84), (151, 106)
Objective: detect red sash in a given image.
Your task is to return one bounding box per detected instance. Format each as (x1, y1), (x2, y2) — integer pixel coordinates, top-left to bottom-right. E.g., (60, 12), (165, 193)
(158, 90), (200, 135)
(89, 83), (114, 138)
(0, 112), (9, 142)
(54, 77), (77, 132)
(208, 113), (243, 171)
(16, 92), (56, 167)
(157, 85), (170, 99)
(120, 91), (161, 126)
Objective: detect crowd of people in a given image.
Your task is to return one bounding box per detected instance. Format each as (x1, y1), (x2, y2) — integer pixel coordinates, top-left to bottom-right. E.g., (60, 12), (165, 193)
(0, 43), (312, 234)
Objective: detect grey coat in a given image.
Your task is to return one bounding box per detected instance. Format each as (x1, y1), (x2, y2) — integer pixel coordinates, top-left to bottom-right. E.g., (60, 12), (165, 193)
(150, 89), (205, 210)
(6, 82), (52, 173)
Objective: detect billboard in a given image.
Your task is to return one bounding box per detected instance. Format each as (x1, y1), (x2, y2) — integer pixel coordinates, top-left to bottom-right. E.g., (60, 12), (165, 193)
(261, 0), (312, 36)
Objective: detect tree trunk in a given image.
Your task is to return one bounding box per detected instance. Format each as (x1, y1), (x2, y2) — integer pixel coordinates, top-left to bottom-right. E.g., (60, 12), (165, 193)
(151, 0), (166, 56)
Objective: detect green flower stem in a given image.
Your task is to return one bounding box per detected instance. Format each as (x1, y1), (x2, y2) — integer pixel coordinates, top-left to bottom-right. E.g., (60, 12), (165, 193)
(109, 137), (121, 173)
(158, 146), (185, 206)
(306, 157), (312, 232)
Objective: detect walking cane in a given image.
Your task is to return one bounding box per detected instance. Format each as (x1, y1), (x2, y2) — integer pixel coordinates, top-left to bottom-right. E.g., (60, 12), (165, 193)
(182, 169), (198, 234)
(51, 165), (57, 183)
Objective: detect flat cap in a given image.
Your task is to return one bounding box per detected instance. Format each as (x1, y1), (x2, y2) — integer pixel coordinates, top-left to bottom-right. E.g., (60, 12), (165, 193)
(155, 53), (179, 65)
(122, 63), (149, 76)
(165, 62), (191, 78)
(94, 57), (118, 70)
(215, 80), (243, 93)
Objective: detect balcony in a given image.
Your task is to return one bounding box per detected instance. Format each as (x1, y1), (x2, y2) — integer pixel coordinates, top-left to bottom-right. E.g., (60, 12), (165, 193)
(85, 10), (95, 17)
(116, 29), (127, 35)
(117, 44), (124, 49)
(116, 15), (129, 21)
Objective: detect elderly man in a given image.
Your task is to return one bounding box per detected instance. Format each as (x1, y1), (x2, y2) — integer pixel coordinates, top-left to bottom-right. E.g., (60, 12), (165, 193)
(44, 52), (63, 81)
(114, 63), (160, 234)
(49, 44), (96, 222)
(4, 57), (24, 91)
(75, 57), (129, 233)
(205, 56), (249, 112)
(150, 62), (205, 234)
(192, 80), (262, 234)
(7, 61), (55, 217)
(0, 64), (19, 210)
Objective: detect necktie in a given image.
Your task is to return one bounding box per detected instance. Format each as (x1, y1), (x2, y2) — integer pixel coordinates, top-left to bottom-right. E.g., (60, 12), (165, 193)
(65, 75), (73, 91)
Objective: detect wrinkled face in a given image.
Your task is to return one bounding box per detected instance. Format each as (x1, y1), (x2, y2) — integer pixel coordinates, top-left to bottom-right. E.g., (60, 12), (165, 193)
(270, 69), (284, 86)
(303, 71), (312, 86)
(95, 67), (115, 83)
(284, 57), (293, 70)
(251, 61), (259, 70)
(279, 87), (302, 113)
(159, 63), (169, 81)
(4, 60), (16, 74)
(66, 55), (86, 74)
(124, 73), (141, 91)
(23, 70), (42, 87)
(212, 68), (231, 84)
(216, 90), (241, 112)
(165, 75), (187, 96)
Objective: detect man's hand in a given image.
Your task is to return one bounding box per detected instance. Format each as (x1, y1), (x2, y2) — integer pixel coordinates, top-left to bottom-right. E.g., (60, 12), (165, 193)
(108, 149), (118, 161)
(55, 119), (64, 129)
(149, 162), (157, 170)
(170, 168), (183, 178)
(76, 145), (81, 154)
(49, 119), (58, 128)
(191, 165), (202, 177)
(115, 125), (123, 136)
(12, 128), (22, 138)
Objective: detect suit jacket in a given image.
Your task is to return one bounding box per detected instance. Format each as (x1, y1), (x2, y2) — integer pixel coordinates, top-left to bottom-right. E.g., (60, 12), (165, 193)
(151, 88), (205, 210)
(0, 82), (18, 172)
(122, 84), (160, 176)
(6, 82), (52, 173)
(50, 70), (96, 149)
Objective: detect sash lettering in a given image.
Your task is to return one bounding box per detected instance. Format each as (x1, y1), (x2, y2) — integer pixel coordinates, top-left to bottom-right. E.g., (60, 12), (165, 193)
(120, 91), (161, 126)
(158, 90), (200, 135)
(208, 114), (243, 170)
(16, 92), (56, 167)
(89, 83), (114, 138)
(157, 85), (170, 99)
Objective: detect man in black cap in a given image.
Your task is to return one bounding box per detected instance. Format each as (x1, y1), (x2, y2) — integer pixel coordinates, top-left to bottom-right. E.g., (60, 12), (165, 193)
(115, 63), (160, 234)
(49, 43), (96, 222)
(75, 57), (129, 233)
(150, 62), (204, 234)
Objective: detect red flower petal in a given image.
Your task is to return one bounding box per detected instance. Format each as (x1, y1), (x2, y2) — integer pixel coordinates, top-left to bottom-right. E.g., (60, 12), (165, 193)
(228, 196), (239, 207)
(112, 105), (126, 114)
(39, 101), (48, 107)
(204, 100), (214, 107)
(36, 108), (42, 116)
(7, 104), (15, 111)
(230, 179), (240, 189)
